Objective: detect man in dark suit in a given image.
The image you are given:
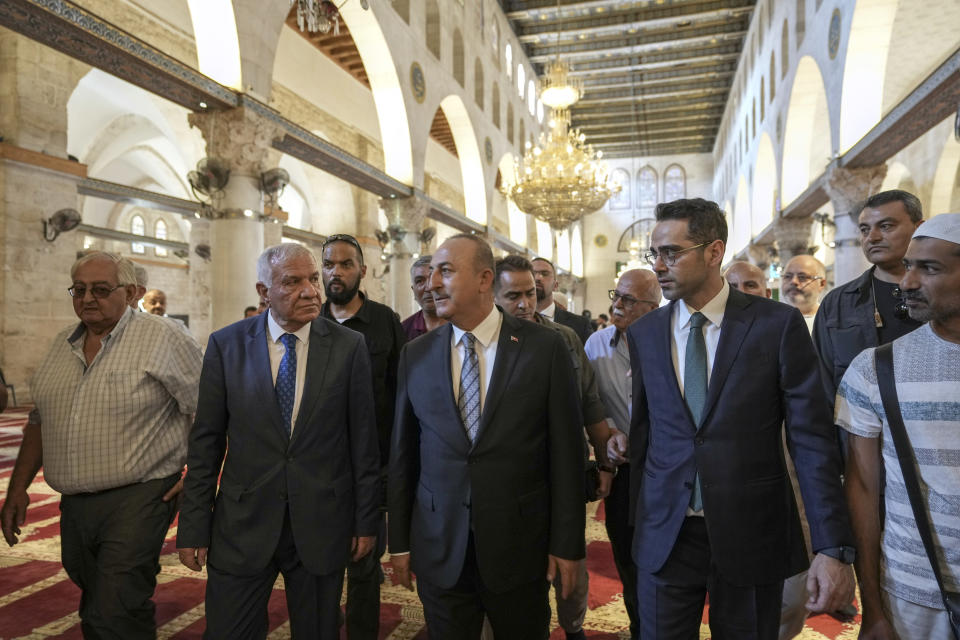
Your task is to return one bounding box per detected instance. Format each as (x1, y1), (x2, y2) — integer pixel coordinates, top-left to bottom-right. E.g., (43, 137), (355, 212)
(627, 199), (856, 639)
(532, 257), (592, 344)
(177, 243), (380, 639)
(388, 234), (585, 640)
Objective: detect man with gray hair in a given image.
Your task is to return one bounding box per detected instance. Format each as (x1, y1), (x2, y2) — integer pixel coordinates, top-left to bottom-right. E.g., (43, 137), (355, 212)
(402, 254), (447, 340)
(178, 242), (381, 638)
(0, 251), (202, 638)
(132, 263), (148, 309)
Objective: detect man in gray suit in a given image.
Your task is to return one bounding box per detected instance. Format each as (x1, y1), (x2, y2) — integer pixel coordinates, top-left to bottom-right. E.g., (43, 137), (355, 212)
(177, 243), (380, 639)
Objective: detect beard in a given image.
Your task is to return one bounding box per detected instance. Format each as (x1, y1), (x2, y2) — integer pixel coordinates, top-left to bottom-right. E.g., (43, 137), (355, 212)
(324, 277), (361, 305)
(535, 286), (546, 302)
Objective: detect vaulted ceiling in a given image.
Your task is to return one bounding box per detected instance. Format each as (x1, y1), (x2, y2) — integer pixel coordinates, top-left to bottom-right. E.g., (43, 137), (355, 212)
(500, 0), (756, 158)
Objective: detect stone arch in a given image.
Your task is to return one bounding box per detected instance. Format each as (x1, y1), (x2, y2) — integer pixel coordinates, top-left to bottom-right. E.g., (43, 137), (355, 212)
(453, 29), (465, 87)
(732, 175), (752, 253)
(438, 94), (488, 225)
(880, 161), (918, 195)
(186, 0), (243, 89)
(781, 56), (831, 206)
(751, 133), (777, 234)
(393, 0), (409, 23)
(426, 0), (441, 59)
(496, 152), (527, 245)
(474, 58), (485, 109)
(930, 134), (960, 215)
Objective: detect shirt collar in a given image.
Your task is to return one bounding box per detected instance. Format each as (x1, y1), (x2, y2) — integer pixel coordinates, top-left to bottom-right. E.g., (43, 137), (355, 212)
(68, 306), (134, 346)
(451, 305), (501, 349)
(540, 301), (556, 319)
(321, 291), (370, 324)
(267, 310), (312, 344)
(677, 279), (730, 330)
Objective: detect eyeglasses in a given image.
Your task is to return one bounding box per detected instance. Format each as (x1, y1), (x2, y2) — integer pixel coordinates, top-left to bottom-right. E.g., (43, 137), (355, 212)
(608, 290), (658, 309)
(68, 284), (123, 299)
(781, 273), (824, 285)
(643, 242), (710, 267)
(891, 286), (910, 320)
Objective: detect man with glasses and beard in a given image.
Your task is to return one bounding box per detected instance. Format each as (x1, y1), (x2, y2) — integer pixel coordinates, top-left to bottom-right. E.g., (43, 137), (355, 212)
(781, 255), (827, 334)
(320, 233), (406, 640)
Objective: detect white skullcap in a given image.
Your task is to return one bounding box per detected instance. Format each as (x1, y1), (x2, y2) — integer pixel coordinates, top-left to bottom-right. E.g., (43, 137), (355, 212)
(912, 213), (960, 245)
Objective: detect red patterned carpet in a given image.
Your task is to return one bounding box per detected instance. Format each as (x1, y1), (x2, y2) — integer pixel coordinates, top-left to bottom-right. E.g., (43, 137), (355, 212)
(0, 406), (860, 639)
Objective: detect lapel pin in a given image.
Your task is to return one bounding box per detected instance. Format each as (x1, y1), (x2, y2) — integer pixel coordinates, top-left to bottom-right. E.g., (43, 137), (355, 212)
(510, 335), (519, 342)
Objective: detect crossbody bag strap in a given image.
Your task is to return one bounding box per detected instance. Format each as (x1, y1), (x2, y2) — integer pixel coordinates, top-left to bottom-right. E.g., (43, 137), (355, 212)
(874, 342), (960, 630)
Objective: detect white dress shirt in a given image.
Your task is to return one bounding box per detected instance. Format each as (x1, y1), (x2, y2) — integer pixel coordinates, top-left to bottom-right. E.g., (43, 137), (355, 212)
(670, 279), (730, 394)
(267, 312), (311, 434)
(450, 305), (503, 413)
(539, 301), (556, 321)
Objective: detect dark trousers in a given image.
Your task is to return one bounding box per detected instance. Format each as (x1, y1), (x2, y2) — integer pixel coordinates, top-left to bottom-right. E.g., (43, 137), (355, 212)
(345, 514), (386, 639)
(60, 473), (180, 640)
(204, 509), (345, 639)
(605, 463), (639, 637)
(416, 533), (550, 640)
(636, 517), (783, 640)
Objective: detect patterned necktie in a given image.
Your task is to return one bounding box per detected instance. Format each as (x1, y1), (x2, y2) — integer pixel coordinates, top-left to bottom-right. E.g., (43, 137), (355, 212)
(684, 312), (708, 511)
(458, 332), (481, 443)
(276, 333), (298, 437)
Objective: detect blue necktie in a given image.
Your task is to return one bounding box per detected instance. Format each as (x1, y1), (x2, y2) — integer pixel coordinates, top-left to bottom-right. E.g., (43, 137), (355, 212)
(276, 333), (298, 437)
(458, 332), (481, 443)
(684, 312), (708, 511)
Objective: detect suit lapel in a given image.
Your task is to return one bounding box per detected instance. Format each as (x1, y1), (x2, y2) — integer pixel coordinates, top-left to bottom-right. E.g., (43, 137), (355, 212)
(288, 318), (331, 446)
(247, 314), (289, 441)
(699, 289), (754, 427)
(474, 311), (522, 448)
(656, 301), (687, 410)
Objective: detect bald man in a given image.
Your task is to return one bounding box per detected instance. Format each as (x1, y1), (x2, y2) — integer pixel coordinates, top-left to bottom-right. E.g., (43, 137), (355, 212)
(584, 268), (662, 637)
(780, 255), (827, 333)
(724, 261), (771, 298)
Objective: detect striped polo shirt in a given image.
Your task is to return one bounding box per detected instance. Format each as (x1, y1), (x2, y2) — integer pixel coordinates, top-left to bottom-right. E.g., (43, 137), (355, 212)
(835, 323), (960, 609)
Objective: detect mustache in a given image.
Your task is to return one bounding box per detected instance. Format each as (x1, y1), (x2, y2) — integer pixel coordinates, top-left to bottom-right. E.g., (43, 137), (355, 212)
(902, 291), (926, 303)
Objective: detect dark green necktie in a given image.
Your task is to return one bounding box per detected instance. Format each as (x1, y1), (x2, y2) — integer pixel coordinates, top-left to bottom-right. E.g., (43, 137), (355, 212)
(684, 312), (708, 511)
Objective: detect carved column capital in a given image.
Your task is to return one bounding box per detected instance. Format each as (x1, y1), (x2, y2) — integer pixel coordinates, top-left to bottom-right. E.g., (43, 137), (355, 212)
(379, 195), (429, 231)
(188, 107), (283, 176)
(746, 243), (772, 270)
(824, 165), (888, 217)
(774, 216), (815, 264)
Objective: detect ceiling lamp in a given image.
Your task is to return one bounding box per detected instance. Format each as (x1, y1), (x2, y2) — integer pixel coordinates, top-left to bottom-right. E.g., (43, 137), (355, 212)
(539, 59), (583, 110)
(292, 0), (372, 35)
(502, 109), (620, 230)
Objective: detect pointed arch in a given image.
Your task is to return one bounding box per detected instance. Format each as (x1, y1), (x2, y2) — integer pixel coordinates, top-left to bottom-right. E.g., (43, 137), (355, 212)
(439, 94), (488, 225)
(751, 134), (777, 234)
(474, 58), (485, 109)
(426, 0), (441, 58)
(453, 29), (465, 86)
(781, 56), (831, 206)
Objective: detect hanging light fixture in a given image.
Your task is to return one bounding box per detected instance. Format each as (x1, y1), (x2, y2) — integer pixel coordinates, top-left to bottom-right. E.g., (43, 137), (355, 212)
(292, 0), (373, 35)
(501, 2), (619, 230)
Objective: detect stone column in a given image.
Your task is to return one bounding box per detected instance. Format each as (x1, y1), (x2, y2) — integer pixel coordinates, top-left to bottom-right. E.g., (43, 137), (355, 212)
(378, 195), (428, 318)
(746, 243), (772, 271)
(188, 219), (213, 345)
(188, 107), (284, 331)
(825, 165), (887, 286)
(774, 216), (814, 266)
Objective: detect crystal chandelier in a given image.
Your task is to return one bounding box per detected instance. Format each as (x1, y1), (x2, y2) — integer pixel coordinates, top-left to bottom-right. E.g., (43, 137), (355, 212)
(503, 109), (619, 231)
(539, 59), (583, 110)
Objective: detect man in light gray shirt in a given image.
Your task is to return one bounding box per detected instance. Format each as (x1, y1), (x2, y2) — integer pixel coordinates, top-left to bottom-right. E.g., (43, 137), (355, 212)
(0, 251), (202, 639)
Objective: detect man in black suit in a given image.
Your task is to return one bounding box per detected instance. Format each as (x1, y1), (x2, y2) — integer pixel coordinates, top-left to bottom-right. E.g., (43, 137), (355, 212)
(388, 234), (585, 640)
(177, 243), (381, 639)
(532, 257), (592, 344)
(627, 199), (856, 639)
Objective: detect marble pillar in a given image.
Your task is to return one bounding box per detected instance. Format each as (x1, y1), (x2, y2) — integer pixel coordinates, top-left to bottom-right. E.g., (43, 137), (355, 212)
(774, 216), (815, 266)
(188, 107), (284, 331)
(378, 195), (428, 318)
(824, 165), (887, 286)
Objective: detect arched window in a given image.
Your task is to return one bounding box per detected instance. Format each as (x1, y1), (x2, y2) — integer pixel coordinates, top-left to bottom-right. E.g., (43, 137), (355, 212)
(752, 99), (756, 137)
(507, 103), (514, 143)
(637, 166), (658, 217)
(491, 20), (500, 68)
(492, 82), (501, 129)
(770, 53), (776, 100)
(758, 4), (765, 47)
(426, 0), (441, 59)
(664, 165), (686, 202)
(131, 214), (145, 254)
(517, 65), (525, 98)
(536, 98), (544, 123)
(154, 219), (168, 257)
(393, 0), (409, 23)
(474, 58), (484, 109)
(760, 77), (765, 121)
(796, 0), (806, 44)
(781, 20), (789, 78)
(505, 43), (513, 79)
(453, 29), (464, 86)
(527, 80), (536, 115)
(518, 119), (525, 154)
(609, 168), (630, 209)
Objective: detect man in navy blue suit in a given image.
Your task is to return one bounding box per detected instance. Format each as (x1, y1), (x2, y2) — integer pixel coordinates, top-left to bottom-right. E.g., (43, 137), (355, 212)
(627, 199), (856, 639)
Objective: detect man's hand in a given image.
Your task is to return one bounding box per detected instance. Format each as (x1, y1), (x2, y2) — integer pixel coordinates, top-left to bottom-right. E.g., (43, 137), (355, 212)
(606, 428), (628, 464)
(0, 491), (30, 546)
(178, 547), (208, 571)
(546, 555), (580, 599)
(596, 470), (613, 499)
(162, 477), (183, 502)
(390, 553), (414, 591)
(351, 535), (376, 562)
(805, 553), (855, 614)
(858, 612), (898, 639)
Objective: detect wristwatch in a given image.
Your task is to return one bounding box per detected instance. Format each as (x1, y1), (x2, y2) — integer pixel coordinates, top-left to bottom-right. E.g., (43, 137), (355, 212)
(597, 463), (618, 477)
(819, 546), (856, 564)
